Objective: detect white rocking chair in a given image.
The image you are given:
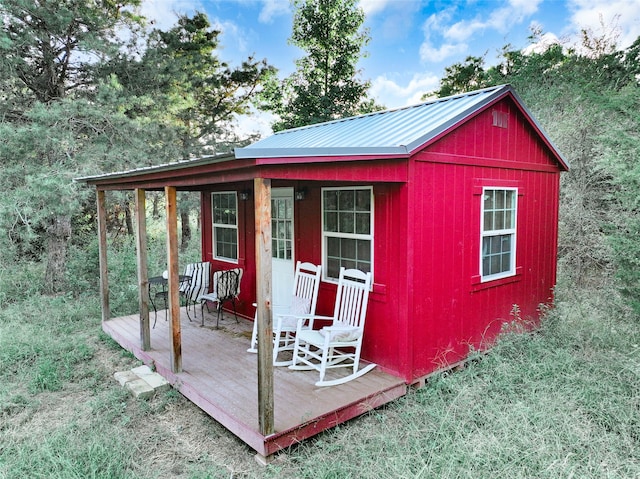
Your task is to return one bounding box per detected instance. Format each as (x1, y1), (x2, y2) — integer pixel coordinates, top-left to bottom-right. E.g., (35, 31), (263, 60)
(248, 261), (322, 366)
(289, 267), (376, 387)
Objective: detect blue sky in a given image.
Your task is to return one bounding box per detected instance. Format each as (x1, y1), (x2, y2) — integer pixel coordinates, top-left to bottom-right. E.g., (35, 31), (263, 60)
(139, 0), (640, 136)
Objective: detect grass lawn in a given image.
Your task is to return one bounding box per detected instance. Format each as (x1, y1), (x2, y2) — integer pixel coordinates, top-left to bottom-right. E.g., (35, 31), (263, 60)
(0, 280), (638, 478)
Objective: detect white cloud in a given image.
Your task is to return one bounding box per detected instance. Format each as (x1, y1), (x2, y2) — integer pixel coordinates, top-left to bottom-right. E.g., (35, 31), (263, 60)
(420, 10), (466, 63)
(419, 0), (543, 63)
(258, 0), (290, 23)
(522, 31), (561, 55)
(568, 0), (640, 50)
(370, 72), (440, 108)
(360, 0), (395, 16)
(138, 0), (202, 30)
(420, 42), (468, 63)
(210, 18), (249, 55)
(445, 0), (543, 42)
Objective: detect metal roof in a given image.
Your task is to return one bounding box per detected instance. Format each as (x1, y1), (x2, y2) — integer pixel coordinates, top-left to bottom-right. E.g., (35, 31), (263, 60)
(75, 152), (234, 183)
(236, 85), (515, 159)
(76, 84), (568, 186)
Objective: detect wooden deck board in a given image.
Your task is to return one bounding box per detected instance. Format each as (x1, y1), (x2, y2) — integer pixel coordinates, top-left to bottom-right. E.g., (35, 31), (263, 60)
(102, 308), (407, 457)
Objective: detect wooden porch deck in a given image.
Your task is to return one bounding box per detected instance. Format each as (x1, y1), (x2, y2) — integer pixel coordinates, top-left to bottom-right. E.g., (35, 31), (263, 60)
(102, 307), (407, 458)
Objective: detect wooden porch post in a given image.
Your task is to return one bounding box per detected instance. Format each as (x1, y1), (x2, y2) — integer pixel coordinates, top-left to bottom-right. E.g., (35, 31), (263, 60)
(254, 177), (274, 436)
(135, 188), (151, 351)
(165, 186), (182, 373)
(96, 190), (110, 323)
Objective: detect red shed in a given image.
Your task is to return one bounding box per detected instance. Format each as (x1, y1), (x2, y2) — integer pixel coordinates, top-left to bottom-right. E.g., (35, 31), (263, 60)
(231, 83), (567, 382)
(80, 84), (568, 459)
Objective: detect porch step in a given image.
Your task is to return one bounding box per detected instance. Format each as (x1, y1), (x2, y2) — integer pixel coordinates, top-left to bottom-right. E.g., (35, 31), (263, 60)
(114, 365), (170, 399)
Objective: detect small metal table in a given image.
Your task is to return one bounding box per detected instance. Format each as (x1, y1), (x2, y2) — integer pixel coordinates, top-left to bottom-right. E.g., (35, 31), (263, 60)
(149, 275), (191, 327)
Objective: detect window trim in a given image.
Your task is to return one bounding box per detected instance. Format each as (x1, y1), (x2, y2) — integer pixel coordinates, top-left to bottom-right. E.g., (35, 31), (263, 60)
(211, 191), (239, 263)
(321, 186), (374, 283)
(480, 187), (518, 283)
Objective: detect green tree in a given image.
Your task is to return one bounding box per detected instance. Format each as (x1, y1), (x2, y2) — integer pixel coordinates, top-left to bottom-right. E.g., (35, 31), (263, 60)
(427, 55), (488, 98)
(106, 12), (275, 159)
(261, 0), (382, 131)
(0, 0), (147, 293)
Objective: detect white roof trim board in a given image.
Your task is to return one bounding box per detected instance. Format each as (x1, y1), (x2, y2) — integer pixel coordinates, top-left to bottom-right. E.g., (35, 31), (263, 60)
(235, 84), (523, 160)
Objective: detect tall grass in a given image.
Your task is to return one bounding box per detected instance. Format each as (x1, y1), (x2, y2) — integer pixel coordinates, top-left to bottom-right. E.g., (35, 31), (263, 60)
(0, 277), (638, 478)
(268, 281), (639, 479)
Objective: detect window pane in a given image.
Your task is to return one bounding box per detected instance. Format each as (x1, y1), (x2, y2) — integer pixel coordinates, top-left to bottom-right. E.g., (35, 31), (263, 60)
(327, 236), (340, 257)
(484, 211), (493, 231)
(339, 212), (354, 233)
(484, 191), (494, 211)
(327, 258), (340, 279)
(355, 212), (370, 234)
(343, 259), (357, 270)
(490, 255), (500, 275)
(338, 190), (355, 210)
(505, 211), (513, 229)
(491, 236), (502, 254)
(501, 252), (511, 272)
(357, 240), (371, 261)
(213, 193), (237, 226)
(325, 211), (338, 232)
(356, 190), (371, 211)
(501, 235), (511, 251)
(482, 256), (491, 276)
(506, 190), (515, 209)
(324, 190), (338, 210)
(342, 238), (356, 259)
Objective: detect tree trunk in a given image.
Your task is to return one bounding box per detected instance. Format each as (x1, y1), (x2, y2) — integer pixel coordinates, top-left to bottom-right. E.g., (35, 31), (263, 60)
(180, 209), (191, 253)
(44, 215), (71, 294)
(152, 194), (160, 219)
(124, 200), (134, 236)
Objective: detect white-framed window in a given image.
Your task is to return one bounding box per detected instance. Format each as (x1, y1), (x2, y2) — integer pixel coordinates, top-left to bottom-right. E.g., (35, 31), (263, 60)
(271, 189), (294, 261)
(480, 188), (517, 281)
(212, 191), (238, 262)
(322, 187), (373, 281)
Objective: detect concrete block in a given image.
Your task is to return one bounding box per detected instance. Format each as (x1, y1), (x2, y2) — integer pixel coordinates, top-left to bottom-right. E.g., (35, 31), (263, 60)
(131, 365), (170, 393)
(125, 378), (155, 400)
(114, 370), (138, 387)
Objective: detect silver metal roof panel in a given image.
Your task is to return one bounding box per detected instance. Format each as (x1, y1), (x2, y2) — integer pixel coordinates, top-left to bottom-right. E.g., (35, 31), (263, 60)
(235, 85), (510, 159)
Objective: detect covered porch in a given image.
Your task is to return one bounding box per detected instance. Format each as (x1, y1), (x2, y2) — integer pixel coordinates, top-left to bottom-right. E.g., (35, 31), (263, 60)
(78, 152), (410, 462)
(103, 307), (406, 459)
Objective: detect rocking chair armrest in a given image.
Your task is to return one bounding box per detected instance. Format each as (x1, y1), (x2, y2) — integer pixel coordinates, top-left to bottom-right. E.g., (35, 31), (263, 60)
(274, 313), (314, 330)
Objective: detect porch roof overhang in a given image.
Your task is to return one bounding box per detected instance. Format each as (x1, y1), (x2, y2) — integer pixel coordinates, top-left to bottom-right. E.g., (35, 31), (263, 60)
(75, 151), (410, 191)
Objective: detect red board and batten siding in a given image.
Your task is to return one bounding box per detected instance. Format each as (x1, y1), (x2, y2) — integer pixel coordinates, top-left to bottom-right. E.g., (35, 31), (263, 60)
(402, 97), (561, 381)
